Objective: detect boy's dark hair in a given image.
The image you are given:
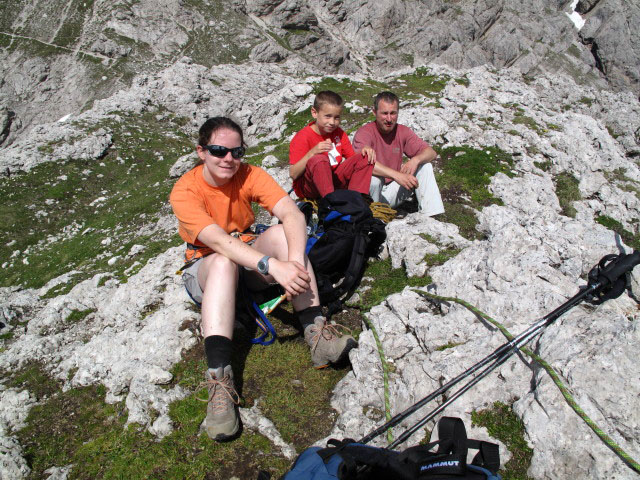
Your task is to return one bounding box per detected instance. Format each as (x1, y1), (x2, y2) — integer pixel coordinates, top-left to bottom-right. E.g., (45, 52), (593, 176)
(198, 116), (246, 147)
(313, 91), (344, 111)
(373, 91), (399, 111)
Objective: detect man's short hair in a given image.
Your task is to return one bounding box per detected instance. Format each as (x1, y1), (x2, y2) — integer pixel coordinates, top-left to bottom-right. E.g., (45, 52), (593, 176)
(313, 91), (344, 110)
(373, 91), (399, 111)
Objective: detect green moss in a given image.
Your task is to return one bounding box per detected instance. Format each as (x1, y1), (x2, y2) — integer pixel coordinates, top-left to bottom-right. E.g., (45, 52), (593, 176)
(606, 125), (621, 139)
(65, 308), (97, 324)
(513, 113), (543, 134)
(554, 172), (581, 218)
(52, 0), (95, 48)
(455, 76), (470, 87)
(401, 52), (415, 67)
(5, 362), (61, 400)
(392, 66), (450, 100)
(434, 145), (514, 240)
(567, 44), (582, 59)
(472, 402), (534, 480)
(0, 109), (191, 290)
(359, 257), (432, 312)
(526, 145), (540, 156)
(534, 160), (552, 172)
(435, 341), (464, 351)
(578, 97), (593, 107)
(12, 320), (352, 479)
(596, 216), (640, 250)
(423, 246), (461, 267)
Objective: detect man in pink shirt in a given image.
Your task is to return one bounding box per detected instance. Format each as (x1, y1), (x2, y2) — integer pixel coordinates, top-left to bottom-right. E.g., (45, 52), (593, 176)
(352, 92), (444, 216)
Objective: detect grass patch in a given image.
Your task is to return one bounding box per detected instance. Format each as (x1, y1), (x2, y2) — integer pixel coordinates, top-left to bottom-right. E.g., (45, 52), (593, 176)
(534, 160), (551, 172)
(513, 112), (543, 134)
(455, 76), (470, 87)
(596, 215), (640, 249)
(0, 109), (190, 290)
(434, 145), (515, 240)
(5, 362), (61, 401)
(606, 125), (621, 139)
(65, 308), (96, 324)
(578, 96), (593, 107)
(434, 341), (464, 351)
(52, 0), (95, 48)
(423, 246), (461, 267)
(359, 257), (432, 312)
(553, 172), (581, 218)
(472, 402), (534, 480)
(178, 0), (256, 67)
(12, 315), (353, 479)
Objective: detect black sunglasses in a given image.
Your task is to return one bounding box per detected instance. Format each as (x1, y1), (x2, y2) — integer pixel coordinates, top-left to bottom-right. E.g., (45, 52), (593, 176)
(203, 144), (246, 159)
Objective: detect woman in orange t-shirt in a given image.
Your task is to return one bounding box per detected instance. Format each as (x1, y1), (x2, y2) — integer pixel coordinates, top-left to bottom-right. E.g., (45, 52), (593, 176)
(170, 117), (356, 442)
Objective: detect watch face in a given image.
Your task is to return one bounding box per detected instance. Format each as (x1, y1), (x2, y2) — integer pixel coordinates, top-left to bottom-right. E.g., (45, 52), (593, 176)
(258, 257), (269, 274)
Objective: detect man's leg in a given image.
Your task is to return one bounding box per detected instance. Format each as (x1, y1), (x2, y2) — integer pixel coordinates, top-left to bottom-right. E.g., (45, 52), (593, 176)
(249, 225), (357, 367)
(196, 254), (241, 441)
(379, 179), (410, 209)
(369, 175), (385, 202)
(334, 153), (374, 194)
(414, 163), (445, 216)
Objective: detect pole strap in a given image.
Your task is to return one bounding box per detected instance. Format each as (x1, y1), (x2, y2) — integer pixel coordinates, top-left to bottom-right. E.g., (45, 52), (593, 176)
(412, 289), (640, 475)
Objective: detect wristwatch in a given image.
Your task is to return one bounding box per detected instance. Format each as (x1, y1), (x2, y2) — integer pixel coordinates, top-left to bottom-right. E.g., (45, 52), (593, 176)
(257, 255), (271, 275)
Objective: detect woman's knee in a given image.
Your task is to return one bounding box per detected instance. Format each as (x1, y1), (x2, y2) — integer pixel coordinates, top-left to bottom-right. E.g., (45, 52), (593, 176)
(199, 254), (238, 285)
(252, 225), (289, 259)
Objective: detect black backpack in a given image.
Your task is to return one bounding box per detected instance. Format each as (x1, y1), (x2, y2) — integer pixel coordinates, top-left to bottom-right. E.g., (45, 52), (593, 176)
(301, 190), (386, 316)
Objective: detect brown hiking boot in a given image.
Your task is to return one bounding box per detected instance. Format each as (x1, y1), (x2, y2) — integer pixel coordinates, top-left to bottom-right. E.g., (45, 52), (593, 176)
(304, 318), (357, 367)
(199, 365), (240, 441)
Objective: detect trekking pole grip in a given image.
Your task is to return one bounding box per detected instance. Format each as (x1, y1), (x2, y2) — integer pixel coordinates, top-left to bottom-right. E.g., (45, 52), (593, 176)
(599, 250), (640, 286)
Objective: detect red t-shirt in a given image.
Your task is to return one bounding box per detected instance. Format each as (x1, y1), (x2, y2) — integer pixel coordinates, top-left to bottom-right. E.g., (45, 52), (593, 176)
(289, 122), (356, 197)
(352, 122), (429, 183)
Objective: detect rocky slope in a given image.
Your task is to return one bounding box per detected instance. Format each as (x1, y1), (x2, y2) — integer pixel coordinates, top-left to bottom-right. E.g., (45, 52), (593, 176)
(0, 55), (639, 478)
(1, 0), (638, 147)
(1, 0), (640, 479)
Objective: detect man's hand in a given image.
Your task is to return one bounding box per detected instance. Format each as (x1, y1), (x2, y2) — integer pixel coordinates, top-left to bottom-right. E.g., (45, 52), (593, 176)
(269, 258), (311, 301)
(393, 171), (419, 190)
(400, 157), (421, 176)
(312, 139), (333, 156)
(361, 146), (376, 164)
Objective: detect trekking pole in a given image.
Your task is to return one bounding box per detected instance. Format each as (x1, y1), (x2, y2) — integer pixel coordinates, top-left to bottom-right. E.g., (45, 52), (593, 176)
(358, 250), (640, 447)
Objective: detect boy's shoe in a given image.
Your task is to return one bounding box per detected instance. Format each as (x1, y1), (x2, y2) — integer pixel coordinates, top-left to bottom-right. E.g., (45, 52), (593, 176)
(304, 318), (357, 367)
(201, 365), (240, 441)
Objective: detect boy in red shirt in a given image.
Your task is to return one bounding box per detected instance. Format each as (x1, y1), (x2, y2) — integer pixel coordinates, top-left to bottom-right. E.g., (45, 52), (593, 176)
(289, 90), (376, 199)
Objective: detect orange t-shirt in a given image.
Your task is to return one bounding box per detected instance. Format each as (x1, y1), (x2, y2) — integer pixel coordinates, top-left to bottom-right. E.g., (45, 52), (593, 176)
(170, 163), (287, 259)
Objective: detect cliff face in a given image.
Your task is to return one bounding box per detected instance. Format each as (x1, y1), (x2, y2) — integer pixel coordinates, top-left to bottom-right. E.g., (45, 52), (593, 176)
(0, 0), (638, 146)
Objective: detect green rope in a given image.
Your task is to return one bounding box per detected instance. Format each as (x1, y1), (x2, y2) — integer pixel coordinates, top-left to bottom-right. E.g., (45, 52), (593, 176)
(412, 289), (640, 475)
(362, 316), (393, 443)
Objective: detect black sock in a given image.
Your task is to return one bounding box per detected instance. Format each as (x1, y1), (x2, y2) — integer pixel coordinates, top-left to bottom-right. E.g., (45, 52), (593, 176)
(204, 335), (233, 369)
(297, 305), (324, 331)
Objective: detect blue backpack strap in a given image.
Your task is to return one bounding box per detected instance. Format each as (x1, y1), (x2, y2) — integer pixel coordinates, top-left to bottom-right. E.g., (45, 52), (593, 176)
(250, 299), (277, 346)
(467, 464), (503, 479)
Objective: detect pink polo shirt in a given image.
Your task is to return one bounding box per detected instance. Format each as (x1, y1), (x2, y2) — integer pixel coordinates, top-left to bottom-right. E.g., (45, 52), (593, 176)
(352, 122), (430, 183)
